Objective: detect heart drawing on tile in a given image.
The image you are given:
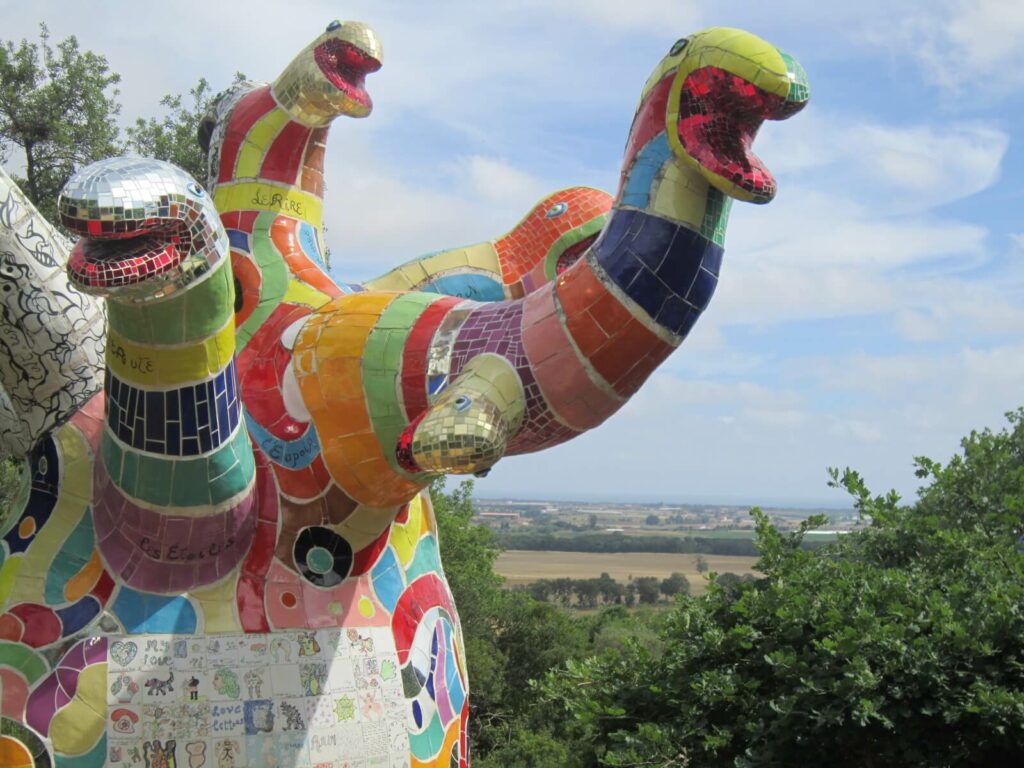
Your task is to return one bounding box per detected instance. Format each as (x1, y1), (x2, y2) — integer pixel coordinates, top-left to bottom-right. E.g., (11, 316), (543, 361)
(109, 640), (138, 667)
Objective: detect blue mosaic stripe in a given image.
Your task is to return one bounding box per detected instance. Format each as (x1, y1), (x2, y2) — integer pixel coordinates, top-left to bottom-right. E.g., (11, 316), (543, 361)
(423, 272), (505, 301)
(104, 360), (241, 457)
(244, 409), (321, 469)
(592, 207), (724, 337)
(299, 221), (326, 268)
(621, 133), (672, 209)
(227, 229), (250, 253)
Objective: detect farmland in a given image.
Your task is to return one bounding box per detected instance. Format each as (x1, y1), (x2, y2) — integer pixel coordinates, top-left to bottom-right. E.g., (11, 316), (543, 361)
(495, 549), (759, 596)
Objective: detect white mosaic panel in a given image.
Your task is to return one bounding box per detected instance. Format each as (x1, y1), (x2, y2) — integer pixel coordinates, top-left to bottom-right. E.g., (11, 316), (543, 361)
(104, 628), (409, 768)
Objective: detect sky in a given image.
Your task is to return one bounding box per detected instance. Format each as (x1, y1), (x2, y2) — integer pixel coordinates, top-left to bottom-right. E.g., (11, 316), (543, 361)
(3, 0), (1022, 507)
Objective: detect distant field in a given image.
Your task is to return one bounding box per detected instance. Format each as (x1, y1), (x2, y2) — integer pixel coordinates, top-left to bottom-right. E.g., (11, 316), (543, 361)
(495, 550), (760, 596)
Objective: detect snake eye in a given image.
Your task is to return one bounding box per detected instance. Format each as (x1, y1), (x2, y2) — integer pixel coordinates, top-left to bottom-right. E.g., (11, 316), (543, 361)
(453, 395), (472, 412)
(670, 38), (689, 56)
(326, 20), (342, 32)
(186, 181), (204, 197)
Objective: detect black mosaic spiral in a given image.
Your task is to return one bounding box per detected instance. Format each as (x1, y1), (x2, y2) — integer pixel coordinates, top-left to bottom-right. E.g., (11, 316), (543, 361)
(293, 526), (353, 587)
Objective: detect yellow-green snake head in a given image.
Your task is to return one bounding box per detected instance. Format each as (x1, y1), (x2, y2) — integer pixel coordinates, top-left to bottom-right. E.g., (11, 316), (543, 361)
(61, 157), (229, 303)
(638, 27), (810, 204)
(396, 355), (526, 476)
(271, 18), (383, 126)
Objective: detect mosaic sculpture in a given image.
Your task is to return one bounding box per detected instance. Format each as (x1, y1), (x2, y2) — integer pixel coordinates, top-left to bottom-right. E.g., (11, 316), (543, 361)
(0, 21), (808, 768)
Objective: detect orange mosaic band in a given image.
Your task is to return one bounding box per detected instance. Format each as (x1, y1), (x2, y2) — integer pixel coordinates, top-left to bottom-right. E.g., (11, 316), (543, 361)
(293, 293), (427, 507)
(553, 257), (675, 398)
(521, 285), (625, 431)
(494, 186), (612, 286)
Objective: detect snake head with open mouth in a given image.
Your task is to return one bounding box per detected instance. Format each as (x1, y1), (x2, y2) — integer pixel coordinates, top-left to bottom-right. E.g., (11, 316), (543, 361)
(60, 157), (229, 303)
(271, 18), (383, 125)
(636, 27), (810, 204)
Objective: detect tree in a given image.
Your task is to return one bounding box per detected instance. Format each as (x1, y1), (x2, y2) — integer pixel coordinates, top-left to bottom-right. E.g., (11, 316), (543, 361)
(633, 576), (661, 605)
(0, 24), (121, 224)
(0, 458), (25, 537)
(540, 409), (1024, 767)
(125, 73), (245, 183)
(644, 513), (660, 525)
(658, 571), (690, 598)
(695, 553), (709, 573)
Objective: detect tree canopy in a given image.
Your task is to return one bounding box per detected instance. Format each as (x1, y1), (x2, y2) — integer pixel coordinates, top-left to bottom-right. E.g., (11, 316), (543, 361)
(0, 25), (241, 225)
(539, 409), (1024, 767)
(0, 24), (121, 223)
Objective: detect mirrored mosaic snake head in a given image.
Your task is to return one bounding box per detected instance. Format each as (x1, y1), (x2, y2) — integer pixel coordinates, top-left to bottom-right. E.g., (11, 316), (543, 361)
(396, 355), (526, 476)
(60, 157), (229, 303)
(630, 27), (809, 206)
(273, 18), (383, 124)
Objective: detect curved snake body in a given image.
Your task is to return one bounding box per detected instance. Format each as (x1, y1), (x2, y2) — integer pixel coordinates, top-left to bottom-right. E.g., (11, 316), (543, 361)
(0, 23), (807, 768)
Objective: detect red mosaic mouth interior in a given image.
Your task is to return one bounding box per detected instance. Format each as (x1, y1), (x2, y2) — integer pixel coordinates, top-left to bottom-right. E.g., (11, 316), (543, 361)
(676, 66), (799, 200)
(314, 39), (381, 109)
(68, 224), (189, 289)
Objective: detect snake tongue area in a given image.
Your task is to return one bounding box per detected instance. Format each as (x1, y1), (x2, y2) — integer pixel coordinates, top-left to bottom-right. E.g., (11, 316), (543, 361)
(314, 38), (381, 109)
(677, 66), (803, 202)
(67, 224), (189, 289)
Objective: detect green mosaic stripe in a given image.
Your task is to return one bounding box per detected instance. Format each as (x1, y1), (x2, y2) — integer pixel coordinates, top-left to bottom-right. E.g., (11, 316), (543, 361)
(406, 533), (442, 582)
(543, 214), (609, 281)
(363, 292), (444, 477)
(236, 211), (289, 351)
(781, 50), (810, 103)
(107, 260), (234, 345)
(54, 736), (108, 768)
(0, 641), (48, 683)
(701, 186), (733, 247)
(101, 425), (255, 508)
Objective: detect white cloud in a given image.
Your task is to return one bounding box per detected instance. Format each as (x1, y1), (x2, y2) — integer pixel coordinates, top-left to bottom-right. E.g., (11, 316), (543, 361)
(459, 156), (550, 207)
(758, 110), (1008, 212)
(869, 0), (1024, 93)
(519, 0), (705, 34)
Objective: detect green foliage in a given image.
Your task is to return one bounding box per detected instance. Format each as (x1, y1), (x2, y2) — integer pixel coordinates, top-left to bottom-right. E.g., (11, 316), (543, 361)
(633, 576), (661, 605)
(0, 458), (26, 537)
(539, 409), (1024, 767)
(0, 24), (121, 223)
(659, 571), (690, 598)
(125, 74), (245, 184)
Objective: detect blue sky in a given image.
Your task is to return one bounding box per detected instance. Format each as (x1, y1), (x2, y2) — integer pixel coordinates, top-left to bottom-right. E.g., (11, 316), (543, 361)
(3, 0), (1022, 506)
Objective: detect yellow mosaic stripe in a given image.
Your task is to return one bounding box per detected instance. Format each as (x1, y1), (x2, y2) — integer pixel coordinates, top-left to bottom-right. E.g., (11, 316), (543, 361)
(234, 108), (291, 179)
(650, 161), (709, 226)
(640, 27), (789, 106)
(284, 278), (332, 309)
(213, 181), (324, 230)
(366, 242), (501, 292)
(106, 319), (235, 388)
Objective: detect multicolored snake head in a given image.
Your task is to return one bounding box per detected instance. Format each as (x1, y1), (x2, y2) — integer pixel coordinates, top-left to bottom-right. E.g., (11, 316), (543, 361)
(271, 18), (383, 125)
(61, 157), (229, 303)
(637, 27), (810, 204)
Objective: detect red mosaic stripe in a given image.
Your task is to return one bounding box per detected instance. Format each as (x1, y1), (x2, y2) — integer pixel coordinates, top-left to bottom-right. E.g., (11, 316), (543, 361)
(621, 73), (674, 183)
(521, 285), (624, 430)
(217, 86), (277, 185)
(237, 446), (279, 633)
(221, 209), (261, 232)
(260, 121), (313, 184)
(400, 295), (462, 419)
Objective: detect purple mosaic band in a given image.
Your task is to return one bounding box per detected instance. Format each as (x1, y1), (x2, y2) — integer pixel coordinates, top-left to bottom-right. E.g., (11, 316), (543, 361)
(92, 462), (257, 594)
(450, 301), (577, 453)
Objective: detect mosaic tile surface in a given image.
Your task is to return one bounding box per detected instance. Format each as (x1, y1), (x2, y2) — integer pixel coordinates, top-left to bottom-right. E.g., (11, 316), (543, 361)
(0, 21), (807, 768)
